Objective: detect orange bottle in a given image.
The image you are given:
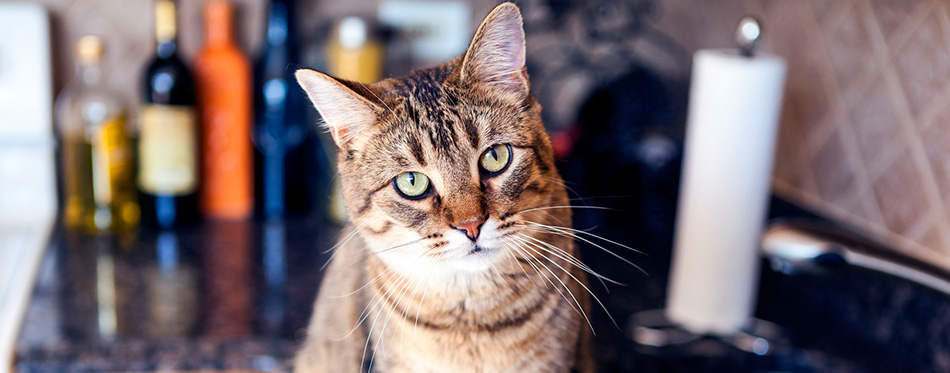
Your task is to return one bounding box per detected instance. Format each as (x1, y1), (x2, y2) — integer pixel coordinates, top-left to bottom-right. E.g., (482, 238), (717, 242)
(194, 0), (253, 219)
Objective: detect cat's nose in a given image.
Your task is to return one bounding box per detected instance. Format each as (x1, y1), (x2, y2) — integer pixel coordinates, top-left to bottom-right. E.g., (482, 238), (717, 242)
(451, 216), (487, 241)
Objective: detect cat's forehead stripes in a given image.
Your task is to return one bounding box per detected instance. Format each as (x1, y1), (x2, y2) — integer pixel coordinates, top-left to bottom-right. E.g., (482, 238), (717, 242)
(367, 66), (486, 174)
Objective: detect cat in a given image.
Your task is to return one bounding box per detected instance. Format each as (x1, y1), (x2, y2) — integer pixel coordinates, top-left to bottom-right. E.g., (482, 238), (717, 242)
(294, 3), (593, 372)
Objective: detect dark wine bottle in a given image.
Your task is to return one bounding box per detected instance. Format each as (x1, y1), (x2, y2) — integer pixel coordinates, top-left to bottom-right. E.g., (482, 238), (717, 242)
(253, 0), (311, 219)
(138, 0), (199, 228)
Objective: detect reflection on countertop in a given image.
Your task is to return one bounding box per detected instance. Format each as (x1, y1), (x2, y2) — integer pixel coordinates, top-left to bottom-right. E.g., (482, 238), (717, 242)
(15, 217), (337, 371)
(14, 198), (950, 372)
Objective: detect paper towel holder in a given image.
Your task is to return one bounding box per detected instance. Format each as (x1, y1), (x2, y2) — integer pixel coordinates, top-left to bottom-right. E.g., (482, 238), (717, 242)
(736, 16), (761, 57)
(627, 14), (791, 357)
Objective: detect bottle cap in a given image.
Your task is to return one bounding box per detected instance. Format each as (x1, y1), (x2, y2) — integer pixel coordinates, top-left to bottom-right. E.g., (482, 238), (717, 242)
(337, 17), (368, 49)
(155, 0), (177, 43)
(76, 35), (105, 64)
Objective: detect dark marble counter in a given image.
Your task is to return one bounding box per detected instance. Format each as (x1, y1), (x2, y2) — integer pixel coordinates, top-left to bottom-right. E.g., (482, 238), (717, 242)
(14, 199), (950, 372)
(15, 217), (338, 372)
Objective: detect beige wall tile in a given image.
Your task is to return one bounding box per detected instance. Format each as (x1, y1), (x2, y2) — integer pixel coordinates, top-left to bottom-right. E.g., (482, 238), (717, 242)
(872, 150), (930, 236)
(848, 75), (903, 175)
(891, 7), (950, 123)
(811, 127), (859, 203)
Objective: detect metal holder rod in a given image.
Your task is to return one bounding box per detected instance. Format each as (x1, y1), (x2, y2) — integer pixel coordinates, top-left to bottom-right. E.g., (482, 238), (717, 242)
(736, 16), (762, 57)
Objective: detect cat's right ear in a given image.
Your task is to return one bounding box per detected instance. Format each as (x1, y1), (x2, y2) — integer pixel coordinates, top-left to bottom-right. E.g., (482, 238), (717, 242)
(460, 3), (528, 97)
(295, 69), (380, 146)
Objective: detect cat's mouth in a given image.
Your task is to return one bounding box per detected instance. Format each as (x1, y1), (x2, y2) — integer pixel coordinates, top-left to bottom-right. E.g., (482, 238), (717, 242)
(443, 243), (501, 272)
(465, 245), (500, 260)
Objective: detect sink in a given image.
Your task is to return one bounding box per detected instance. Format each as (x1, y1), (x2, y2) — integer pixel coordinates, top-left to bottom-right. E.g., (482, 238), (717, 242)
(573, 197), (950, 372)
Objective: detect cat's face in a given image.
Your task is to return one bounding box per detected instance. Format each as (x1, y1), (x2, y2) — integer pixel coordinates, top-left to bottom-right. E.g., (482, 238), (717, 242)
(297, 4), (567, 281)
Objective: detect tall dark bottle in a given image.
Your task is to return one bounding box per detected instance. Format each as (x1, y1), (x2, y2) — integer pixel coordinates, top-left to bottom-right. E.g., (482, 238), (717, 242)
(138, 0), (199, 228)
(254, 0), (311, 219)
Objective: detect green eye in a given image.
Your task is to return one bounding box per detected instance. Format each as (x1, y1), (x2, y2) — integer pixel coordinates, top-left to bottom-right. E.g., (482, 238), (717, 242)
(393, 172), (431, 199)
(480, 144), (512, 174)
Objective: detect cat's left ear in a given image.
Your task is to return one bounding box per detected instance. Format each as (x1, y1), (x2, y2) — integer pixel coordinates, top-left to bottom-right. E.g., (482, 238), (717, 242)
(460, 2), (528, 97)
(295, 69), (381, 146)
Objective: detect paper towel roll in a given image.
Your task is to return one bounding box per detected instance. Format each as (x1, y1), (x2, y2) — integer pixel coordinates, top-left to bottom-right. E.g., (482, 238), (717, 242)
(665, 49), (787, 336)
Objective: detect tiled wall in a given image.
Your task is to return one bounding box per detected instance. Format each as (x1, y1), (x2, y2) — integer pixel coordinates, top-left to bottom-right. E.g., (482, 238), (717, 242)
(18, 0), (950, 267)
(651, 0), (950, 268)
(15, 0), (496, 99)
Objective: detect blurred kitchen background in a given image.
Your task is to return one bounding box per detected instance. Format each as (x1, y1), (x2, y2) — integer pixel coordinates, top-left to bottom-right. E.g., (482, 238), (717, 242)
(5, 0), (950, 371)
(23, 0), (950, 263)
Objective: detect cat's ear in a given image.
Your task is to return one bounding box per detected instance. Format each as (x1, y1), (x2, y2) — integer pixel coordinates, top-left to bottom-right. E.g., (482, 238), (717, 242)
(295, 69), (380, 145)
(460, 2), (528, 96)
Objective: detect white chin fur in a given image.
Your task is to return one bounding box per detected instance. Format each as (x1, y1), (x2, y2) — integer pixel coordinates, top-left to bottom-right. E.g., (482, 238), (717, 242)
(369, 219), (509, 285)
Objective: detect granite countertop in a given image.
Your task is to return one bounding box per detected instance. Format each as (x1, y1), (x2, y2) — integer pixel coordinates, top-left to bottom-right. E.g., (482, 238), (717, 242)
(15, 217), (336, 372)
(14, 199), (950, 372)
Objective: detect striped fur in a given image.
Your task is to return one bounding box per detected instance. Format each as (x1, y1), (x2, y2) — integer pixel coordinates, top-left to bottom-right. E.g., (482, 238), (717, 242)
(295, 4), (593, 372)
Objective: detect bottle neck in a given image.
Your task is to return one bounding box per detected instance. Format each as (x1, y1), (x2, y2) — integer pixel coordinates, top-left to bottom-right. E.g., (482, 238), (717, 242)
(157, 39), (177, 58)
(205, 15), (233, 47)
(266, 2), (289, 46)
(155, 0), (178, 57)
(76, 62), (102, 87)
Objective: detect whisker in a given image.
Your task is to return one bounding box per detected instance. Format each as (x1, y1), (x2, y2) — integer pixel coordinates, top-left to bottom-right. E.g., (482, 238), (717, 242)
(508, 238), (583, 319)
(503, 241), (551, 293)
(527, 221), (646, 256)
(358, 81), (395, 115)
(412, 249), (443, 341)
(329, 263), (395, 299)
(522, 224), (648, 276)
(500, 241), (541, 289)
(377, 261), (428, 368)
(518, 205), (619, 215)
(509, 236), (593, 333)
(363, 264), (419, 372)
(340, 238), (425, 273)
(323, 221), (368, 255)
(320, 221), (369, 270)
(514, 235), (622, 332)
(540, 175), (584, 201)
(515, 233), (622, 289)
(338, 247), (429, 341)
(513, 195), (634, 215)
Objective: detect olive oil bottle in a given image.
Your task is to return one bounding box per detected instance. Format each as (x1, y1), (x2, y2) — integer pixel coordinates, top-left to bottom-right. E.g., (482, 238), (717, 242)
(56, 36), (139, 233)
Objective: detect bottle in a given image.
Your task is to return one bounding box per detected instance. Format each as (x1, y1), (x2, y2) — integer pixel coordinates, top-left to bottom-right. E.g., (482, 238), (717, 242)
(139, 0), (199, 228)
(326, 17), (385, 84)
(57, 36), (139, 233)
(194, 0), (253, 219)
(254, 0), (310, 219)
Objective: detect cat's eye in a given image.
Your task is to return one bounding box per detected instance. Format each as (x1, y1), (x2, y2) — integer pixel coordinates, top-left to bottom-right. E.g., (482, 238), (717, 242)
(393, 172), (431, 199)
(480, 144), (512, 175)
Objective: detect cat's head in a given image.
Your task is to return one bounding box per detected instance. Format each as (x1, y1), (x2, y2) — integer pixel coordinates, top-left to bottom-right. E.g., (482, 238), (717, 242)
(297, 3), (567, 280)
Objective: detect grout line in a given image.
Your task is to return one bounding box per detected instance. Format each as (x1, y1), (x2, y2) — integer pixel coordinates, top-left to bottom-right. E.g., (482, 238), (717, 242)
(902, 206), (940, 244)
(877, 0), (935, 52)
(773, 177), (950, 273)
(862, 135), (904, 181)
(922, 1), (950, 255)
(865, 0), (950, 256)
(803, 0), (889, 231)
(820, 0), (860, 36)
(773, 177), (889, 239)
(838, 1), (892, 110)
(917, 4), (950, 133)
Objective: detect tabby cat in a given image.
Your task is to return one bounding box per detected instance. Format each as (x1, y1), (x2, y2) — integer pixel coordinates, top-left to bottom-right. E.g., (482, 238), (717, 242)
(294, 3), (593, 372)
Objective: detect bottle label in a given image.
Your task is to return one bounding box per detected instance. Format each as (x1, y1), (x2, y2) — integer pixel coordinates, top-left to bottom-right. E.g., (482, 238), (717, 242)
(92, 114), (132, 205)
(138, 105), (197, 195)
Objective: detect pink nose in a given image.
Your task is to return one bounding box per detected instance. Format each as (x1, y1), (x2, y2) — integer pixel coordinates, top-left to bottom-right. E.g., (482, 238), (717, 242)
(452, 217), (486, 241)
